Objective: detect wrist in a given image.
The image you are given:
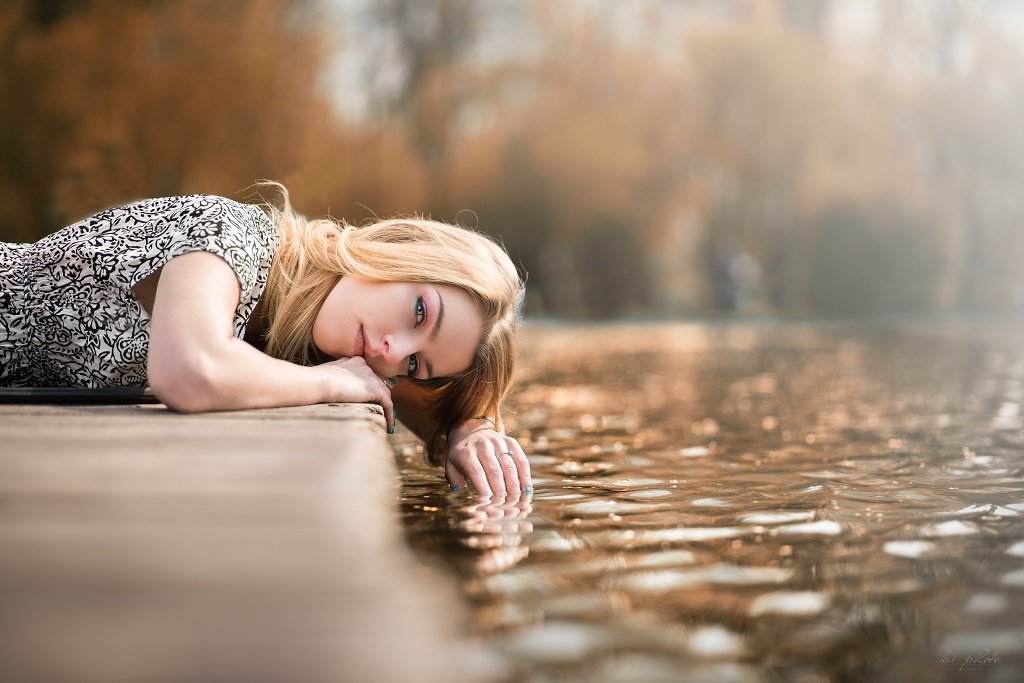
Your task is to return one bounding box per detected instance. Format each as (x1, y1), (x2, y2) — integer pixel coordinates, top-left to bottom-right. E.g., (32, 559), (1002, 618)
(448, 416), (494, 441)
(315, 366), (336, 403)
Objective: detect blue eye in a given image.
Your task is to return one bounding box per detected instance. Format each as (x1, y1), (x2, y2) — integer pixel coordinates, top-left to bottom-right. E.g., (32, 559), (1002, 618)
(415, 296), (426, 325)
(408, 354), (419, 376)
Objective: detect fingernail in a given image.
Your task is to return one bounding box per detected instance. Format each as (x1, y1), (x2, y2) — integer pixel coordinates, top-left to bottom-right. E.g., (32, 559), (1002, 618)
(388, 378), (397, 386)
(388, 423), (395, 434)
(525, 486), (533, 495)
(451, 485), (461, 492)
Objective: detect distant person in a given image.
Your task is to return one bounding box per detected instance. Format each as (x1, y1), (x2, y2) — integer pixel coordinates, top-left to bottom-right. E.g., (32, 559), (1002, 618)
(0, 183), (531, 497)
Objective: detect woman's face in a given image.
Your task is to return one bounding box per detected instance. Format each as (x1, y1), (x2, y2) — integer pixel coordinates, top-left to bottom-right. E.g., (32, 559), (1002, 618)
(312, 276), (485, 381)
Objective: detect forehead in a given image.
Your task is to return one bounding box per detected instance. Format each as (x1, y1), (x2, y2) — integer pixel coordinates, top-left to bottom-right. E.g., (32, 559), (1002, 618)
(430, 284), (485, 377)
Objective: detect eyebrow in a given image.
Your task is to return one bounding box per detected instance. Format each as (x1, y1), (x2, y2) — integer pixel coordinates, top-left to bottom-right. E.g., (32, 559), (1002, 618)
(425, 287), (444, 379)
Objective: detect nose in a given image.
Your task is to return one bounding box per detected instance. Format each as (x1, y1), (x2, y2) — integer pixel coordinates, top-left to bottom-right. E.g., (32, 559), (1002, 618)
(379, 333), (415, 374)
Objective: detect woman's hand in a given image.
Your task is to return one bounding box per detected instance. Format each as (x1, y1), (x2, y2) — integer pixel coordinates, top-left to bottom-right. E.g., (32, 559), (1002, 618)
(445, 419), (532, 497)
(318, 356), (395, 432)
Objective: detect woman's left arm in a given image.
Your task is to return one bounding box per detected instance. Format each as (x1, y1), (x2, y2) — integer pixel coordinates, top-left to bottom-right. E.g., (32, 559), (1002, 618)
(391, 382), (532, 497)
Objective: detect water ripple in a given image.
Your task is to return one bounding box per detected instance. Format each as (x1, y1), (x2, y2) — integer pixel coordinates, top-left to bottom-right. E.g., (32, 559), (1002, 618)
(397, 321), (1024, 681)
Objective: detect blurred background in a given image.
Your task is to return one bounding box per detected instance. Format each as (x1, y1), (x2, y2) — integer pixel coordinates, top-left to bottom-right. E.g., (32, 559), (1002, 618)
(3, 0), (1023, 319)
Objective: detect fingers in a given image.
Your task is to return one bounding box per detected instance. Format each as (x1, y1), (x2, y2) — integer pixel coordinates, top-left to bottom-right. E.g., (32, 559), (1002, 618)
(496, 447), (520, 497)
(381, 393), (394, 434)
(462, 452), (494, 497)
(447, 430), (534, 499)
(368, 374), (394, 433)
(450, 440), (503, 498)
(321, 356), (395, 432)
(360, 366), (395, 433)
(478, 440), (511, 497)
(457, 445), (514, 499)
(379, 378), (396, 434)
(504, 437), (532, 494)
(485, 437), (531, 497)
(445, 459), (467, 493)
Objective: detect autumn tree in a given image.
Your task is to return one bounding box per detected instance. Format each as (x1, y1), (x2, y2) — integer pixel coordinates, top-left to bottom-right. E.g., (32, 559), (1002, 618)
(0, 0), (326, 242)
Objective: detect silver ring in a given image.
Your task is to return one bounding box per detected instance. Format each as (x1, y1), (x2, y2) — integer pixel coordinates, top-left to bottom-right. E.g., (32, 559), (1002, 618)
(498, 451), (515, 463)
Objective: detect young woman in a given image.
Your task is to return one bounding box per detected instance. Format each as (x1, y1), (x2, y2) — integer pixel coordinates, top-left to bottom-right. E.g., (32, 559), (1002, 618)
(0, 184), (531, 497)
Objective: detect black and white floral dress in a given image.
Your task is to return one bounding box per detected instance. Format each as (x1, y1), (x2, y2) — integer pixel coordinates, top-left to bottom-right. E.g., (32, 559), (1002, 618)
(0, 195), (278, 387)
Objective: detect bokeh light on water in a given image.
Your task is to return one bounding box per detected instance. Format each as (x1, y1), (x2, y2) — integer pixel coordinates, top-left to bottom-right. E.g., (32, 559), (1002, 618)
(395, 321), (1024, 682)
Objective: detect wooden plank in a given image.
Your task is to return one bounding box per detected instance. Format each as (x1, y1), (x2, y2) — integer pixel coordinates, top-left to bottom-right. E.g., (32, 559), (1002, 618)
(0, 403), (474, 683)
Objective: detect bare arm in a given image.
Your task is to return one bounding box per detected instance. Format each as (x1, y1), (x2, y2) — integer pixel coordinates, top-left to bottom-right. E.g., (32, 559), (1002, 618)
(146, 251), (394, 427)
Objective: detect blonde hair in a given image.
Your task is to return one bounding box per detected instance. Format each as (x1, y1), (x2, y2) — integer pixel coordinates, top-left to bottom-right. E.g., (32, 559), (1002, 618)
(256, 182), (524, 465)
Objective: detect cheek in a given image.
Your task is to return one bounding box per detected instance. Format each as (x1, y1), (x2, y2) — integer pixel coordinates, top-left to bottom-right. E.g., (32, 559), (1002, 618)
(311, 290), (348, 353)
(310, 311), (330, 352)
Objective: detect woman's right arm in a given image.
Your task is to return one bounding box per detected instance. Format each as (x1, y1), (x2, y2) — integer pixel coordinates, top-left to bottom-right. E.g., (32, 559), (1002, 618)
(146, 251), (395, 428)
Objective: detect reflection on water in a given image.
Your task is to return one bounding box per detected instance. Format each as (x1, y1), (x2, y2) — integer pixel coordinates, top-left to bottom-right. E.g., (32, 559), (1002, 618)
(395, 321), (1024, 683)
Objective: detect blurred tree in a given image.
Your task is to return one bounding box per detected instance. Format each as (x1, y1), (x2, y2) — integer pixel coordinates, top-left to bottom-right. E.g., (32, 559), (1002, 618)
(365, 0), (479, 166)
(803, 201), (944, 316)
(904, 2), (1024, 313)
(777, 0), (832, 37)
(436, 9), (696, 315)
(5, 0), (1023, 317)
(689, 26), (915, 314)
(576, 218), (652, 317)
(0, 0), (324, 242)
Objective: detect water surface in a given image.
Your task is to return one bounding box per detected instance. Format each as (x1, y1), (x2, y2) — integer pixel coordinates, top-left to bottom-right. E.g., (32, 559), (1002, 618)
(395, 320), (1024, 683)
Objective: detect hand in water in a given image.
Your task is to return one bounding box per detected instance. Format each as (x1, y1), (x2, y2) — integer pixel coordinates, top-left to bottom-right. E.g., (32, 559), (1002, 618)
(445, 420), (532, 497)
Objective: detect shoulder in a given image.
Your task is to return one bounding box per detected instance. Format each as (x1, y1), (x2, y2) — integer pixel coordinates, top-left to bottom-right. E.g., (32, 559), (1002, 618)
(124, 194), (276, 249)
(88, 194), (277, 294)
(125, 194), (270, 225)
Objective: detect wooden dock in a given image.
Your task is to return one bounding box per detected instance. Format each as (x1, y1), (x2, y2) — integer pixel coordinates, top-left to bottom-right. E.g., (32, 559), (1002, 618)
(0, 402), (475, 683)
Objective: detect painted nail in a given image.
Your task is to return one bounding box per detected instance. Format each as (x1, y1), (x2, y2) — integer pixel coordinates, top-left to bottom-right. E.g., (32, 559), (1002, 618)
(388, 423), (395, 434)
(525, 486), (533, 495)
(451, 485), (461, 492)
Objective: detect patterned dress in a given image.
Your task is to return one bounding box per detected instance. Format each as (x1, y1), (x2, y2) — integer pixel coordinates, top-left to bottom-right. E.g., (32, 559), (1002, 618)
(0, 195), (278, 387)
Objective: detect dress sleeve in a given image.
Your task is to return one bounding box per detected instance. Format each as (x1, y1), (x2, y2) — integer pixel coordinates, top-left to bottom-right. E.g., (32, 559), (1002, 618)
(1, 194), (278, 387)
(117, 195), (278, 294)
